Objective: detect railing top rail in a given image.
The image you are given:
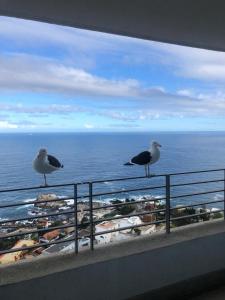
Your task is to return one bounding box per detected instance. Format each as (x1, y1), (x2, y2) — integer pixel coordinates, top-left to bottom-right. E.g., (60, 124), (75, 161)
(0, 176), (148, 193)
(167, 168), (225, 176)
(0, 178), (223, 209)
(0, 168), (224, 194)
(0, 183), (75, 193)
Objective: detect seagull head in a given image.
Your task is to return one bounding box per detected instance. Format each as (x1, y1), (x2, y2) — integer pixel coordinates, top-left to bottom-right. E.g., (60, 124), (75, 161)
(152, 141), (162, 148)
(38, 148), (47, 158)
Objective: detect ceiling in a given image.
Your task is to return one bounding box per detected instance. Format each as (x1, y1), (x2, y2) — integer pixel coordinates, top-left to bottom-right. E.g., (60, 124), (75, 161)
(0, 0), (225, 52)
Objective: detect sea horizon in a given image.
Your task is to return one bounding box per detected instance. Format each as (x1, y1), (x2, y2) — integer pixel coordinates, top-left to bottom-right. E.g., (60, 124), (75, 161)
(1, 130), (225, 134)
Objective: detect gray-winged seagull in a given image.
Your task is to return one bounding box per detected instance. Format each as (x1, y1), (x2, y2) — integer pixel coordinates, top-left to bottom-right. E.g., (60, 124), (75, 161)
(33, 148), (63, 186)
(124, 141), (161, 176)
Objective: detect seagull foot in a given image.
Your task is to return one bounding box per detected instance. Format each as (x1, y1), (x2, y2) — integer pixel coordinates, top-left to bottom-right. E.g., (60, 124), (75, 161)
(40, 184), (49, 187)
(147, 173), (156, 178)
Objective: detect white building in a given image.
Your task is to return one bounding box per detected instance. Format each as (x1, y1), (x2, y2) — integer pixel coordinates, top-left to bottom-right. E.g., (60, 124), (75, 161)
(116, 216), (142, 233)
(95, 221), (119, 245)
(95, 216), (143, 245)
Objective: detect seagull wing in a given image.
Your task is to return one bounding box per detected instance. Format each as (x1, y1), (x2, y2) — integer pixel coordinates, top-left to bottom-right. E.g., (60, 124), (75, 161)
(131, 151), (152, 165)
(47, 155), (63, 168)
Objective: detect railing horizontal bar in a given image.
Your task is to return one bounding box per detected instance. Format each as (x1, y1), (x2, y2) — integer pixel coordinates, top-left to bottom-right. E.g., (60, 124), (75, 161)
(0, 196), (166, 225)
(170, 179), (224, 188)
(168, 168), (224, 176)
(83, 168), (225, 183)
(2, 199), (223, 239)
(0, 195), (96, 210)
(0, 236), (76, 255)
(85, 175), (150, 184)
(0, 175), (150, 194)
(0, 220), (165, 255)
(171, 189), (224, 200)
(91, 168), (225, 183)
(0, 196), (75, 209)
(94, 208), (166, 224)
(170, 209), (224, 221)
(0, 198), (166, 225)
(92, 196), (166, 211)
(0, 218), (166, 255)
(0, 168), (224, 194)
(92, 185), (166, 198)
(0, 187), (165, 210)
(0, 203), (165, 225)
(0, 209), (75, 225)
(0, 183), (75, 194)
(94, 219), (165, 236)
(0, 222), (77, 239)
(0, 207), (166, 239)
(170, 200), (224, 211)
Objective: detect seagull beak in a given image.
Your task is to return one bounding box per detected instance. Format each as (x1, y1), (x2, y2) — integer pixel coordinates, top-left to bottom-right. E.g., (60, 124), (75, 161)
(157, 143), (162, 147)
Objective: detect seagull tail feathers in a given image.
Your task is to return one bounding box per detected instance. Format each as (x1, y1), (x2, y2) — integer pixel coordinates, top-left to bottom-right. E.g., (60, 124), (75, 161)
(61, 164), (64, 168)
(124, 162), (134, 166)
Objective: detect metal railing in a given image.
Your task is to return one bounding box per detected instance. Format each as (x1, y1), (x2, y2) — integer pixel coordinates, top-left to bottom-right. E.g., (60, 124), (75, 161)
(0, 168), (225, 257)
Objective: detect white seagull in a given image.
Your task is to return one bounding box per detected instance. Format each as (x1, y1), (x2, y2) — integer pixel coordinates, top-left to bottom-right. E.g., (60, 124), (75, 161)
(33, 148), (64, 186)
(124, 141), (161, 177)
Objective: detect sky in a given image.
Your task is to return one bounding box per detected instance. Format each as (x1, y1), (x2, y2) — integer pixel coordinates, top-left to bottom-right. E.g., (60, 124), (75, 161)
(1, 16), (225, 132)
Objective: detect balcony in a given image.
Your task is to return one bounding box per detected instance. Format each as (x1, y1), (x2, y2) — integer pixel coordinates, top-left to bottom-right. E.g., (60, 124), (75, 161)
(1, 168), (225, 299)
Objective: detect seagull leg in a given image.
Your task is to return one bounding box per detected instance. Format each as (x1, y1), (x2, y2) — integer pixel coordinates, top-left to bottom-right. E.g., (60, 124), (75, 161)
(144, 165), (147, 177)
(148, 165), (156, 177)
(44, 174), (48, 186)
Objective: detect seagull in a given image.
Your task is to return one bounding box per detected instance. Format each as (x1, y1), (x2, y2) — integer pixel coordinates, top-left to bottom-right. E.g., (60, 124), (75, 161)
(33, 148), (63, 186)
(124, 141), (161, 177)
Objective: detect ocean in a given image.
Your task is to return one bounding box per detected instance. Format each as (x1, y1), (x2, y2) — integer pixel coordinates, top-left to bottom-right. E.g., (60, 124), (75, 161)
(1, 132), (225, 219)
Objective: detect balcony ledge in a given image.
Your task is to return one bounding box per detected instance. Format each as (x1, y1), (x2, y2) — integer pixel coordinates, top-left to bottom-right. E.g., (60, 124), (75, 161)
(1, 219), (225, 287)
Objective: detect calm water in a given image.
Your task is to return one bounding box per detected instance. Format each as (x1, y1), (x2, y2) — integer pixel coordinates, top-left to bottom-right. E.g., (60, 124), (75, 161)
(1, 132), (225, 219)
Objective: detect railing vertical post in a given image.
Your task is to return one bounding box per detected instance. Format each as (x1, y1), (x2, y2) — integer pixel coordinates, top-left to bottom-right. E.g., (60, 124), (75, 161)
(224, 170), (225, 221)
(165, 175), (171, 234)
(89, 182), (94, 250)
(74, 184), (78, 254)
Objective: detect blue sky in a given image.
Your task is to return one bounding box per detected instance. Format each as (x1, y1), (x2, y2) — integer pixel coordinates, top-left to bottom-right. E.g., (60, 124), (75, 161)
(0, 16), (225, 132)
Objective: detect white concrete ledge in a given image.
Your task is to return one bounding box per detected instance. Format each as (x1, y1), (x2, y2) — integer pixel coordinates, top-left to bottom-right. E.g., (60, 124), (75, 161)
(1, 219), (225, 287)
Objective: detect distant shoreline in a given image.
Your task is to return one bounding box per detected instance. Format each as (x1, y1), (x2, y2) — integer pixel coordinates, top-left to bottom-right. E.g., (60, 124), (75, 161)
(1, 131), (225, 134)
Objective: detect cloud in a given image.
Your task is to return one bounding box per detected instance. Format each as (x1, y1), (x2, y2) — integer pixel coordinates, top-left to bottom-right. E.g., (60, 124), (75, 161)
(146, 42), (225, 83)
(2, 91), (225, 123)
(0, 117), (53, 130)
(0, 17), (118, 53)
(84, 123), (94, 129)
(2, 16), (225, 127)
(0, 103), (84, 115)
(0, 53), (148, 98)
(98, 111), (139, 122)
(0, 52), (174, 103)
(177, 89), (194, 97)
(2, 16), (225, 85)
(0, 120), (18, 129)
(98, 110), (167, 122)
(108, 123), (141, 128)
(13, 120), (37, 126)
